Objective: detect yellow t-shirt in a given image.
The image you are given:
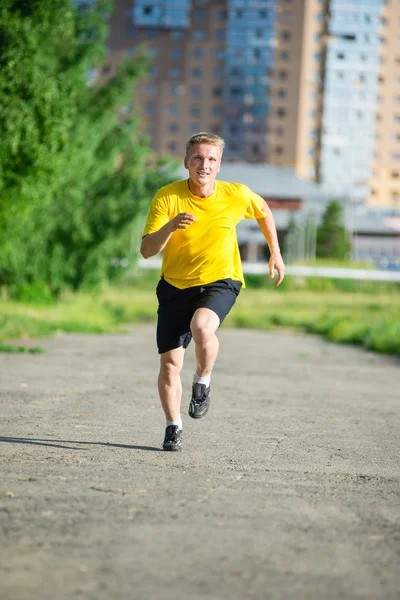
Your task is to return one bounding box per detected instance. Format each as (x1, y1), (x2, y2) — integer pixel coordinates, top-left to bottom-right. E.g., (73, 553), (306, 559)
(142, 179), (266, 289)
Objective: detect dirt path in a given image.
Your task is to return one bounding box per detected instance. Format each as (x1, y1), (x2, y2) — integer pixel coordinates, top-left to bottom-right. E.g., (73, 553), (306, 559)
(1, 326), (399, 600)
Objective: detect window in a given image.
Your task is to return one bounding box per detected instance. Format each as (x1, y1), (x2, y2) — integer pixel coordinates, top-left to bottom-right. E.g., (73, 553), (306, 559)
(230, 87), (242, 97)
(281, 31), (291, 41)
(168, 68), (181, 80)
(216, 30), (225, 40)
(126, 27), (136, 37)
(193, 48), (204, 59)
(275, 146), (283, 155)
(259, 9), (268, 18)
(191, 86), (202, 99)
(392, 171), (400, 178)
(168, 123), (179, 134)
(215, 49), (224, 61)
(145, 84), (156, 95)
(280, 51), (289, 60)
(146, 48), (158, 57)
(213, 106), (223, 117)
(192, 67), (203, 78)
(314, 53), (321, 61)
(145, 103), (154, 114)
(189, 124), (200, 134)
(279, 70), (288, 80)
(168, 142), (177, 153)
(217, 9), (227, 21)
(143, 5), (153, 15)
(170, 48), (183, 59)
(212, 124), (222, 135)
(170, 85), (185, 96)
(194, 10), (205, 20)
(276, 107), (286, 118)
(149, 66), (157, 77)
(147, 29), (157, 38)
(193, 30), (206, 40)
(236, 9), (243, 19)
(169, 104), (180, 115)
(170, 30), (184, 40)
(213, 87), (223, 97)
(191, 106), (200, 117)
(337, 53), (345, 60)
(278, 89), (287, 99)
(213, 69), (224, 79)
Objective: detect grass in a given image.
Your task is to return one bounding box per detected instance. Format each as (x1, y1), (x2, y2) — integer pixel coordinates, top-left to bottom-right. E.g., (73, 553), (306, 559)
(0, 269), (399, 357)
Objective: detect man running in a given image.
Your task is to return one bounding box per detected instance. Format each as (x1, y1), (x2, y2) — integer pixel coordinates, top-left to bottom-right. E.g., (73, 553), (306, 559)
(141, 133), (285, 451)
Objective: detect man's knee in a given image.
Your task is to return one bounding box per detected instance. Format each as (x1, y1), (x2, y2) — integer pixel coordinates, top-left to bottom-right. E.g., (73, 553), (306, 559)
(159, 351), (184, 381)
(191, 309), (220, 344)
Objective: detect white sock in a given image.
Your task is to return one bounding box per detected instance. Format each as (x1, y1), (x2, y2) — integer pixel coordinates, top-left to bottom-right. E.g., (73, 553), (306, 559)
(166, 418), (182, 430)
(193, 372), (211, 387)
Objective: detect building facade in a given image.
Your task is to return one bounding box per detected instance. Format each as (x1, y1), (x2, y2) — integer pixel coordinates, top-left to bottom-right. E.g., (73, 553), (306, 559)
(369, 0), (400, 208)
(106, 0), (399, 207)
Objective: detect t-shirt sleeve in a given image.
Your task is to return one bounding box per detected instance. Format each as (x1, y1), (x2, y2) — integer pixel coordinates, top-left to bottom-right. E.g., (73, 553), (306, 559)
(142, 190), (171, 237)
(243, 186), (267, 220)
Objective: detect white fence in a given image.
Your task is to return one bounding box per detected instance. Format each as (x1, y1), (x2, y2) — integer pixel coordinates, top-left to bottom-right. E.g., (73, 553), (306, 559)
(138, 258), (400, 282)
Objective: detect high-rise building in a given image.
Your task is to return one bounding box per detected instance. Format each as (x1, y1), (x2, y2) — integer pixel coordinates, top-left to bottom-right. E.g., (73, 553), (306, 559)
(105, 0), (399, 207)
(369, 0), (400, 208)
(268, 0), (384, 205)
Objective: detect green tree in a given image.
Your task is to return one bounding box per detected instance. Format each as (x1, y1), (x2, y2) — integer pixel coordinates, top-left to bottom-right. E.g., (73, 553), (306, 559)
(316, 200), (351, 260)
(0, 0), (174, 296)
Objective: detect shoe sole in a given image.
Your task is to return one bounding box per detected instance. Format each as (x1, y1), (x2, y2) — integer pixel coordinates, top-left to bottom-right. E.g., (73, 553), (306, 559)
(163, 444), (182, 451)
(188, 402), (209, 419)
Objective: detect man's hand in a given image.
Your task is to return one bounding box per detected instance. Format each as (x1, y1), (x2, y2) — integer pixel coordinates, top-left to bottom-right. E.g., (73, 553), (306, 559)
(269, 251), (285, 287)
(170, 212), (195, 231)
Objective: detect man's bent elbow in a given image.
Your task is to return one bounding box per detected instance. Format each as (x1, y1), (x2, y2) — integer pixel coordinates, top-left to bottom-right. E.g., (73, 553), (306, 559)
(140, 240), (151, 259)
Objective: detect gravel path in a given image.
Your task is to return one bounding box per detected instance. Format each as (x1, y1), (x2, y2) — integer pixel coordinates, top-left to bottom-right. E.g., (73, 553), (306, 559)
(1, 325), (399, 600)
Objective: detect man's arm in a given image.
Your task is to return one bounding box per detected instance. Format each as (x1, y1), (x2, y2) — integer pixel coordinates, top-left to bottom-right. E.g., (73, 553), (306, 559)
(140, 212), (195, 259)
(256, 200), (285, 287)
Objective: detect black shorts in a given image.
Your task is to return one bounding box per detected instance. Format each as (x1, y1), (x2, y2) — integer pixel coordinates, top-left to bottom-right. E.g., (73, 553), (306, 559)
(156, 278), (242, 354)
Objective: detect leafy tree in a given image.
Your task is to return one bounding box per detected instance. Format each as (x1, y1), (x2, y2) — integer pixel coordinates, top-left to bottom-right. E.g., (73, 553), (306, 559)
(316, 200), (351, 260)
(0, 0), (175, 296)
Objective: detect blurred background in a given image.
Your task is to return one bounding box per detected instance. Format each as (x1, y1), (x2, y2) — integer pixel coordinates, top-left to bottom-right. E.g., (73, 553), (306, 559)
(105, 0), (400, 270)
(0, 0), (399, 356)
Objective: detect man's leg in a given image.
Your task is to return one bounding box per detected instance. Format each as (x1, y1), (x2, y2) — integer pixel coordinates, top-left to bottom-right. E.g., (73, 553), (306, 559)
(190, 307), (220, 377)
(158, 346), (185, 422)
(188, 308), (220, 419)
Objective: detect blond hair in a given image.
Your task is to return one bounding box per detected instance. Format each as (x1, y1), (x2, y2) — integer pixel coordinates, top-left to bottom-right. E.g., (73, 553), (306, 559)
(185, 132), (225, 158)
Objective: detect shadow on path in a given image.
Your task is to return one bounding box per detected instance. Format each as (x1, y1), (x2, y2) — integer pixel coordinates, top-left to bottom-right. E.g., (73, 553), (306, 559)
(0, 436), (162, 452)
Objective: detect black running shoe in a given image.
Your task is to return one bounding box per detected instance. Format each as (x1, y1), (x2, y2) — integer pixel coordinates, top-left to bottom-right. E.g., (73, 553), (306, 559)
(188, 383), (211, 419)
(162, 425), (182, 451)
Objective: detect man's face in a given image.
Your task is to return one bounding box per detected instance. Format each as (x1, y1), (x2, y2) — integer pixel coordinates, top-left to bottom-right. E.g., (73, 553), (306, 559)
(184, 143), (222, 186)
